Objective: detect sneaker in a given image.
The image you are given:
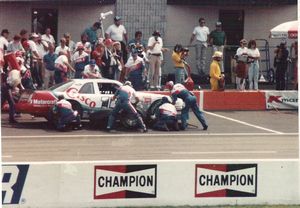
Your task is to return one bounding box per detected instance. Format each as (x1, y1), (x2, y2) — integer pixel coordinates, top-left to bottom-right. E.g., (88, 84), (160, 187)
(203, 125), (208, 131)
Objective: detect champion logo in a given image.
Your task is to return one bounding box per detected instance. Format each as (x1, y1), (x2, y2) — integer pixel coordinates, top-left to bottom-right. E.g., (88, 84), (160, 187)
(195, 164), (257, 197)
(94, 165), (157, 199)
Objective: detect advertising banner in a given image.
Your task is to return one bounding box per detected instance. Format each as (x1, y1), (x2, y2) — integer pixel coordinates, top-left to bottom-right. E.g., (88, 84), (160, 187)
(265, 91), (298, 109)
(2, 160), (299, 208)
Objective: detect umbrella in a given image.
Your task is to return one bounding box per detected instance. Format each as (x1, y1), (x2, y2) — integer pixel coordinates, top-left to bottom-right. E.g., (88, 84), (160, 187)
(270, 20), (298, 39)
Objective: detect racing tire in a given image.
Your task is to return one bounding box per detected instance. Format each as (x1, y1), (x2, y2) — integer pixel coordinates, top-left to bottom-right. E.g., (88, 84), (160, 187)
(120, 109), (145, 129)
(146, 99), (162, 127)
(69, 101), (83, 118)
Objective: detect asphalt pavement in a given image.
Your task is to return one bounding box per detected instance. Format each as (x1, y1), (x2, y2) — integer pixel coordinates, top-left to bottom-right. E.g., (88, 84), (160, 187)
(1, 110), (298, 162)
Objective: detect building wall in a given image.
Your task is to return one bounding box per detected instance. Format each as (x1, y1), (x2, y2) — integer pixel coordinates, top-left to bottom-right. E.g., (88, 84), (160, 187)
(0, 2), (297, 77)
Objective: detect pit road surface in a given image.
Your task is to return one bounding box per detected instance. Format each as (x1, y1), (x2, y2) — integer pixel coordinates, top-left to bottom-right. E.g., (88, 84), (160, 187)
(1, 110), (298, 162)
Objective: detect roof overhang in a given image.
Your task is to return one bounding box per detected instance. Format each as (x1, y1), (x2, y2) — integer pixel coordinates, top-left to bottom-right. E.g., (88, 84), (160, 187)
(0, 0), (116, 5)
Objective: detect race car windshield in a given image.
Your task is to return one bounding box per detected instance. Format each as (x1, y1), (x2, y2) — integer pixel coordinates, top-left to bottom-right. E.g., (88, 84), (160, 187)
(49, 80), (74, 92)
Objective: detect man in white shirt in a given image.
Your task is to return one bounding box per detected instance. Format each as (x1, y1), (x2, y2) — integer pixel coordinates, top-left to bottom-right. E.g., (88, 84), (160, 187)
(105, 16), (128, 62)
(147, 30), (164, 90)
(0, 29), (9, 72)
(189, 17), (210, 76)
(41, 28), (56, 46)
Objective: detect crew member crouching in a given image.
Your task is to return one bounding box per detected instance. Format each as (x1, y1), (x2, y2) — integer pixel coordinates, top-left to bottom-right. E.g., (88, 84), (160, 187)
(52, 95), (82, 131)
(153, 96), (179, 131)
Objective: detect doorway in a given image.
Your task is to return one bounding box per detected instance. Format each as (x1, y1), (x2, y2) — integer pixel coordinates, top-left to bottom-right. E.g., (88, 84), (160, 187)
(31, 8), (58, 41)
(219, 10), (244, 82)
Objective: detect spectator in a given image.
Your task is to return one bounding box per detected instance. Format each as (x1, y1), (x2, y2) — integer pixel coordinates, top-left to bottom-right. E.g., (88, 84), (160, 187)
(209, 51), (224, 91)
(41, 27), (56, 46)
(43, 43), (58, 88)
(72, 43), (89, 78)
(76, 33), (92, 56)
(82, 59), (101, 79)
(111, 41), (124, 80)
(64, 33), (76, 54)
(172, 44), (186, 84)
(124, 49), (146, 91)
(247, 39), (260, 90)
(128, 31), (146, 50)
(209, 21), (226, 72)
(105, 16), (128, 62)
(7, 34), (25, 53)
(152, 97), (179, 131)
(28, 33), (43, 89)
(274, 41), (289, 90)
(0, 29), (9, 72)
(92, 41), (106, 71)
(55, 37), (70, 59)
(189, 17), (210, 76)
(36, 34), (49, 88)
(19, 29), (29, 44)
(54, 51), (75, 84)
(147, 30), (164, 90)
(165, 81), (208, 130)
(291, 40), (298, 90)
(235, 39), (248, 90)
(84, 22), (101, 49)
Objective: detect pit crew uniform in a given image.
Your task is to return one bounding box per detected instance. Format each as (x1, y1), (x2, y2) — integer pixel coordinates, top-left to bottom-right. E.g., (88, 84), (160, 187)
(171, 83), (208, 130)
(106, 85), (147, 132)
(52, 98), (81, 131)
(153, 98), (179, 131)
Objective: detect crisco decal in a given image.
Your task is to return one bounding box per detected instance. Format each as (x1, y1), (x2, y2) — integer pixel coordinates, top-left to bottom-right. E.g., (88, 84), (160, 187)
(66, 88), (96, 108)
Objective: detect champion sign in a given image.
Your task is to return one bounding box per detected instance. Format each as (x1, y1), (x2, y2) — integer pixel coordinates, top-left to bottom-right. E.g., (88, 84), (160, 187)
(94, 165), (157, 199)
(195, 164), (257, 197)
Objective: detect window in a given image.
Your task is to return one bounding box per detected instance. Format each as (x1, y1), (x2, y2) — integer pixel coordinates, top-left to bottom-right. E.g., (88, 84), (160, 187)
(79, 82), (95, 94)
(98, 83), (119, 94)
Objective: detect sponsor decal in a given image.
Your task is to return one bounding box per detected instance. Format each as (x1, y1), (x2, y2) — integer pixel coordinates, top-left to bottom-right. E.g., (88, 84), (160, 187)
(267, 96), (298, 104)
(195, 164), (257, 197)
(66, 87), (96, 108)
(94, 165), (157, 199)
(31, 99), (56, 105)
(2, 165), (29, 204)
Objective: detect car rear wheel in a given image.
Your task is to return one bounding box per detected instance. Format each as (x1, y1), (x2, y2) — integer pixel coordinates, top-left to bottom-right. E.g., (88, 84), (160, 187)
(146, 99), (162, 127)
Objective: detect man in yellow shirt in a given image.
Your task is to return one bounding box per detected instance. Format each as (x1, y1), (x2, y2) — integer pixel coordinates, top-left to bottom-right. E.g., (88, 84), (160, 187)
(209, 51), (224, 91)
(172, 44), (186, 84)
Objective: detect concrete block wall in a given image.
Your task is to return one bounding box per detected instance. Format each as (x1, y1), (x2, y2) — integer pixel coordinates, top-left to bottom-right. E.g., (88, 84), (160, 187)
(115, 0), (167, 43)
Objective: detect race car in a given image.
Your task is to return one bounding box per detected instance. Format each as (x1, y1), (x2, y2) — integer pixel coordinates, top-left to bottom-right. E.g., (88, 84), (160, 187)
(15, 78), (183, 128)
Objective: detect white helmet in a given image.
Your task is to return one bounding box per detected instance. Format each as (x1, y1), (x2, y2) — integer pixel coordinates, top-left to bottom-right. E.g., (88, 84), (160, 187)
(124, 81), (132, 87)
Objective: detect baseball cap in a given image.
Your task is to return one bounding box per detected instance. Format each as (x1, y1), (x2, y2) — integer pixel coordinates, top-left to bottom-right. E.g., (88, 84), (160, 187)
(216, 21), (222, 26)
(212, 51), (223, 58)
(1, 29), (9, 35)
(89, 59), (96, 65)
(114, 16), (122, 21)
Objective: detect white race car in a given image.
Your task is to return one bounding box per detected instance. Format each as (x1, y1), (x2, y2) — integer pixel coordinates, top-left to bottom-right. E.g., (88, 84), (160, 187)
(16, 79), (183, 128)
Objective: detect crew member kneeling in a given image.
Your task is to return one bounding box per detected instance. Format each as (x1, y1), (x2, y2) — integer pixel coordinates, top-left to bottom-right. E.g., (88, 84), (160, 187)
(106, 81), (147, 132)
(165, 81), (208, 130)
(52, 95), (82, 131)
(153, 96), (179, 131)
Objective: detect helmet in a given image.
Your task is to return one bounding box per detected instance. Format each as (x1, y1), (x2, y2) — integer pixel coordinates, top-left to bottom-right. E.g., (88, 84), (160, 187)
(124, 81), (132, 87)
(165, 81), (174, 90)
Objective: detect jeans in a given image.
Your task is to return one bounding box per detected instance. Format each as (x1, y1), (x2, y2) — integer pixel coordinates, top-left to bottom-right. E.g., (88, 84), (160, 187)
(175, 67), (185, 84)
(181, 95), (207, 129)
(195, 41), (207, 75)
(248, 61), (259, 90)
